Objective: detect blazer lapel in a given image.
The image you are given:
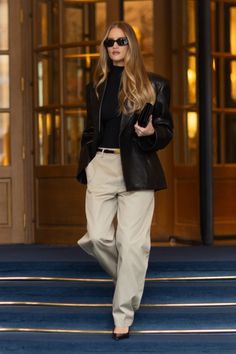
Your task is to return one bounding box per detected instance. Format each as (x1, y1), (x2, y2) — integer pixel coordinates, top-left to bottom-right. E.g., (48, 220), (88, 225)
(97, 81), (107, 105)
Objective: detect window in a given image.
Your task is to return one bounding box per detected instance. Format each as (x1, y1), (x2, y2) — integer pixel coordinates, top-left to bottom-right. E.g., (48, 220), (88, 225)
(0, 0), (10, 166)
(211, 0), (236, 164)
(124, 0), (154, 71)
(172, 0), (198, 165)
(33, 0), (107, 165)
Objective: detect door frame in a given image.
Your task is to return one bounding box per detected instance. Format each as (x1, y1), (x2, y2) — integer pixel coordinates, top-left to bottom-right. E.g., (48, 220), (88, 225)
(21, 0), (35, 243)
(0, 0), (34, 244)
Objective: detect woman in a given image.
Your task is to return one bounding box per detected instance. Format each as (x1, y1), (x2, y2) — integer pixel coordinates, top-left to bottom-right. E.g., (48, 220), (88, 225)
(77, 21), (173, 340)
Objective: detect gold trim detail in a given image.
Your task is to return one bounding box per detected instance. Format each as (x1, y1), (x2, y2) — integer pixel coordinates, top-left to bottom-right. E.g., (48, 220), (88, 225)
(0, 328), (111, 334)
(141, 302), (236, 307)
(146, 275), (236, 281)
(0, 327), (236, 334)
(0, 277), (113, 282)
(0, 301), (236, 308)
(135, 329), (236, 334)
(0, 275), (236, 282)
(0, 301), (110, 307)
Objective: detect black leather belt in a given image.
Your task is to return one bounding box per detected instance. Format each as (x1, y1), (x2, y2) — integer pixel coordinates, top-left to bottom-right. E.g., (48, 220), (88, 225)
(97, 148), (120, 154)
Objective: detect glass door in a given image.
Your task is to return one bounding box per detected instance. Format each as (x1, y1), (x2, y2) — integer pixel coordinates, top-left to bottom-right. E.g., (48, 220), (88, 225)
(33, 0), (107, 244)
(0, 0), (26, 243)
(211, 0), (236, 238)
(171, 0), (200, 242)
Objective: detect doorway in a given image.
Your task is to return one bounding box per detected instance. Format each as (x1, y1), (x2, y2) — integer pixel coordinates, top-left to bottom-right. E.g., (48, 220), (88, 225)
(0, 0), (28, 244)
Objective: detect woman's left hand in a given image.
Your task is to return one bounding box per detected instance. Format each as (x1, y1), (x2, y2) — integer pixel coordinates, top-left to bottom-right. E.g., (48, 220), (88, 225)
(134, 116), (155, 137)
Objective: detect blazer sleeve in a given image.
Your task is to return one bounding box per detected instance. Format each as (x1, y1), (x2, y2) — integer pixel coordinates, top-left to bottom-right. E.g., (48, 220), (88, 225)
(137, 79), (173, 152)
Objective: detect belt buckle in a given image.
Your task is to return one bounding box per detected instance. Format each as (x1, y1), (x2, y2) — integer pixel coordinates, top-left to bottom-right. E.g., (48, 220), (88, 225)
(97, 147), (120, 154)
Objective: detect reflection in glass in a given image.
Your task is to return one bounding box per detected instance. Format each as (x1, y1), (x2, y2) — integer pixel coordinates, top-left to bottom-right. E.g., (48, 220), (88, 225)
(37, 111), (61, 165)
(36, 0), (59, 46)
(0, 112), (10, 166)
(64, 4), (83, 43)
(124, 0), (153, 71)
(225, 59), (236, 106)
(230, 7), (236, 54)
(187, 55), (196, 104)
(225, 115), (236, 163)
(37, 51), (59, 106)
(95, 3), (106, 40)
(65, 110), (85, 164)
(63, 2), (106, 43)
(224, 6), (236, 105)
(187, 111), (198, 164)
(230, 61), (236, 101)
(0, 55), (9, 108)
(64, 48), (98, 104)
(174, 111), (198, 165)
(0, 0), (8, 50)
(172, 0), (198, 167)
(212, 57), (220, 107)
(187, 0), (196, 44)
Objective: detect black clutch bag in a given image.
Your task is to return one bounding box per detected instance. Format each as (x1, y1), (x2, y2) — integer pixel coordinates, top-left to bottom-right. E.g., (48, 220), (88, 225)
(136, 103), (154, 127)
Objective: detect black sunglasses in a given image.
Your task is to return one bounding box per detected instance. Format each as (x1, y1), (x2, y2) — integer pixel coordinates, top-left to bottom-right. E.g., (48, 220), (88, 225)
(103, 37), (129, 48)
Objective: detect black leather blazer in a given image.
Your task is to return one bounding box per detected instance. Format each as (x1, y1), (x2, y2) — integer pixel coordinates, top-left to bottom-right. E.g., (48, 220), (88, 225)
(77, 72), (173, 191)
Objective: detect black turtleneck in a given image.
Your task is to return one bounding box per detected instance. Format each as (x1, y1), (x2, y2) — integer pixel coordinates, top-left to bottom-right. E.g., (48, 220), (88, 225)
(99, 65), (124, 148)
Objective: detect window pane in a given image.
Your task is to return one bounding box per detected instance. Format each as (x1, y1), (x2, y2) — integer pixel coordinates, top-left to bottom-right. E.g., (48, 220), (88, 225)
(0, 112), (10, 166)
(36, 0), (59, 47)
(225, 59), (236, 107)
(0, 55), (9, 108)
(211, 1), (220, 52)
(225, 115), (236, 163)
(172, 54), (185, 106)
(63, 1), (106, 43)
(174, 112), (185, 164)
(187, 0), (196, 44)
(64, 110), (85, 164)
(95, 2), (106, 40)
(63, 47), (98, 104)
(0, 0), (8, 50)
(230, 6), (236, 55)
(124, 0), (154, 71)
(172, 1), (198, 167)
(37, 111), (61, 165)
(174, 111), (198, 165)
(230, 61), (236, 102)
(187, 54), (197, 104)
(37, 50), (59, 106)
(212, 112), (221, 164)
(212, 57), (220, 108)
(186, 111), (198, 164)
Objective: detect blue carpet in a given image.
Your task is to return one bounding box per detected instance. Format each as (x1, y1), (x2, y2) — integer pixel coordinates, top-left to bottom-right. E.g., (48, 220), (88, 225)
(0, 280), (236, 304)
(0, 305), (236, 330)
(0, 333), (236, 354)
(0, 244), (235, 262)
(1, 260), (236, 277)
(0, 245), (236, 353)
(0, 245), (235, 279)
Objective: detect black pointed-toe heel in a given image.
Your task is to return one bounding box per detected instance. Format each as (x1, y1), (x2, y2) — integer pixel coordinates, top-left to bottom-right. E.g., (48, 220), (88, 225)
(112, 328), (130, 340)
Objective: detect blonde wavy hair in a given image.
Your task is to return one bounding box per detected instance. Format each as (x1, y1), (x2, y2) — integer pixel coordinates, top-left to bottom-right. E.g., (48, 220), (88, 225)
(93, 21), (156, 114)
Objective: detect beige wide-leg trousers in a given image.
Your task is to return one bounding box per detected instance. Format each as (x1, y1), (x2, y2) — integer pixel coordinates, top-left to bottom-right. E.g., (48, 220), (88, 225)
(78, 151), (154, 327)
